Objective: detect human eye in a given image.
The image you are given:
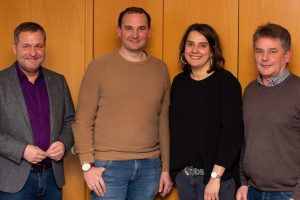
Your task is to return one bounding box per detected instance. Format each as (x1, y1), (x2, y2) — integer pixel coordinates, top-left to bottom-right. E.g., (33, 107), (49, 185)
(269, 49), (278, 54)
(22, 44), (31, 49)
(186, 41), (193, 47)
(255, 49), (263, 54)
(35, 44), (45, 49)
(199, 43), (207, 48)
(123, 26), (132, 31)
(139, 26), (147, 31)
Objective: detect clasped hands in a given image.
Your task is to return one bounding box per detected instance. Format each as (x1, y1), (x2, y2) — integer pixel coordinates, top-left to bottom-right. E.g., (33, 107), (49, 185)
(23, 141), (65, 164)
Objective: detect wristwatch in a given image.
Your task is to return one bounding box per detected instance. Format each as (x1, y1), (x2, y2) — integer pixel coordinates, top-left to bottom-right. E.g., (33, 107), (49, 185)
(211, 171), (222, 179)
(81, 162), (94, 172)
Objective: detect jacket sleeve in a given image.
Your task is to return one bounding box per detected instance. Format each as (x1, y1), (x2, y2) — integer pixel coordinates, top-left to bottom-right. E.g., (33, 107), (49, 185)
(56, 77), (75, 151)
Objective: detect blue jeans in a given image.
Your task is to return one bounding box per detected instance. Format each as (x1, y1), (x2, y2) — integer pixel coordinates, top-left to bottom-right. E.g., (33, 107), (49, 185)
(0, 168), (62, 200)
(92, 157), (161, 200)
(248, 185), (292, 200)
(175, 170), (236, 200)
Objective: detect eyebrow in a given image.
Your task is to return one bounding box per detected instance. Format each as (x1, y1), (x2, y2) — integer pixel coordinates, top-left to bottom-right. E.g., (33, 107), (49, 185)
(123, 25), (148, 28)
(186, 40), (208, 44)
(255, 47), (278, 50)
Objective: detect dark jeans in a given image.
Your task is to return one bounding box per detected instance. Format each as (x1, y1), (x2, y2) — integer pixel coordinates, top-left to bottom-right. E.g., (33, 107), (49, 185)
(175, 170), (236, 200)
(0, 168), (62, 200)
(248, 185), (292, 200)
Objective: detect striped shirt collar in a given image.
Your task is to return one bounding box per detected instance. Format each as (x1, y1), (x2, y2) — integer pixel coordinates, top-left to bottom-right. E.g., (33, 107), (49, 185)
(257, 68), (290, 87)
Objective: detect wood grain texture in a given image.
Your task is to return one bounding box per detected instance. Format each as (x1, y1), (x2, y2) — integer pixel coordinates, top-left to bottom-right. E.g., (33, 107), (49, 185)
(239, 0), (300, 89)
(94, 0), (163, 58)
(164, 0), (238, 80)
(0, 1), (90, 199)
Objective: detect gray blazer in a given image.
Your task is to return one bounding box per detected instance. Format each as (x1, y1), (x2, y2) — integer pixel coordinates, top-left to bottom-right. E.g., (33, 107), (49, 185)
(0, 64), (74, 193)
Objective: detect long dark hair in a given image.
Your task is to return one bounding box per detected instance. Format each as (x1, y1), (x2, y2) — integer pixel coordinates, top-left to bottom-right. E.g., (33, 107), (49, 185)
(179, 23), (225, 74)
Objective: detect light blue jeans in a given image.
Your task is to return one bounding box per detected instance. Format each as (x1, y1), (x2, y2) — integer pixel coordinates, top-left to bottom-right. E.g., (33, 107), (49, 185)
(0, 168), (62, 200)
(248, 185), (292, 200)
(92, 157), (161, 200)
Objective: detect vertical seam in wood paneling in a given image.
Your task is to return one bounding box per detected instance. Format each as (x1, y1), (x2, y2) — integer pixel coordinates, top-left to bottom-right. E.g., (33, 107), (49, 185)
(162, 0), (165, 61)
(237, 0), (240, 80)
(84, 0), (94, 70)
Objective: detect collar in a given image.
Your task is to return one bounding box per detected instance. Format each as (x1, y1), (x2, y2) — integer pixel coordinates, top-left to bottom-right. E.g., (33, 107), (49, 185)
(15, 61), (44, 82)
(257, 68), (290, 87)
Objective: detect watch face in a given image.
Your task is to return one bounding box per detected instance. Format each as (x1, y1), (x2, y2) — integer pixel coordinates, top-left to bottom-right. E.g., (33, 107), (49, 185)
(211, 172), (217, 178)
(82, 163), (91, 172)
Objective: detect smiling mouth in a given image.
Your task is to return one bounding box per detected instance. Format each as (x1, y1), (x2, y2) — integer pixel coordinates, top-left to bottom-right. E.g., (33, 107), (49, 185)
(190, 55), (201, 59)
(261, 64), (272, 68)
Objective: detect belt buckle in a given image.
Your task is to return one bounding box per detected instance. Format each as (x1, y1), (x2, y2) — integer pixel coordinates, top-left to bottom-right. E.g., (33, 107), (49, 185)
(31, 163), (50, 173)
(184, 166), (204, 176)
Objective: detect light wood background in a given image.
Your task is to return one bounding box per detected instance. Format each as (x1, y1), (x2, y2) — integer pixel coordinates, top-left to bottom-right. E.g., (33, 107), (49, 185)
(1, 0), (300, 199)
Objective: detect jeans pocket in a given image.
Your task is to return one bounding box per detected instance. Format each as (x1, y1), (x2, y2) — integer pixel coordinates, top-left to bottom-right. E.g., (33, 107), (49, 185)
(279, 191), (292, 198)
(149, 157), (161, 168)
(94, 160), (112, 169)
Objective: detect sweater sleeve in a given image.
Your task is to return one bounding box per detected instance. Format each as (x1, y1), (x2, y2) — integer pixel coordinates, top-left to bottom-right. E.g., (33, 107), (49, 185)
(72, 60), (101, 164)
(239, 139), (248, 185)
(215, 71), (244, 168)
(158, 65), (171, 172)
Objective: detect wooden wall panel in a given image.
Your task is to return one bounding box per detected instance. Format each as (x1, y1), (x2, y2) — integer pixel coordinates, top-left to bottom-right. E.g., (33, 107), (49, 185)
(93, 0), (163, 59)
(164, 0), (239, 80)
(239, 0), (300, 89)
(0, 0), (93, 200)
(2, 0), (300, 200)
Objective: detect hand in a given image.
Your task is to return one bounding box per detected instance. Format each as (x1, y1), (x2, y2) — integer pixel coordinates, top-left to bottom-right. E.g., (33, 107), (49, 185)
(204, 178), (221, 200)
(84, 167), (106, 197)
(236, 185), (248, 200)
(158, 171), (173, 198)
(46, 141), (65, 161)
(23, 144), (47, 164)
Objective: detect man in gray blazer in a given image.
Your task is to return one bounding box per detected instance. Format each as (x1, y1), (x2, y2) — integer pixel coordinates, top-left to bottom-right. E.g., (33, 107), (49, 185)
(0, 22), (74, 200)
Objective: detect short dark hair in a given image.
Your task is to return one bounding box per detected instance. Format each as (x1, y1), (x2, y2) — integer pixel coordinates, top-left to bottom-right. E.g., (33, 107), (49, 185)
(253, 23), (291, 52)
(179, 23), (225, 74)
(118, 7), (151, 28)
(14, 22), (46, 44)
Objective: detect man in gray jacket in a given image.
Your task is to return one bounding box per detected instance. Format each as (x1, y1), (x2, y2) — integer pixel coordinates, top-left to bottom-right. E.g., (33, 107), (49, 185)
(0, 22), (74, 200)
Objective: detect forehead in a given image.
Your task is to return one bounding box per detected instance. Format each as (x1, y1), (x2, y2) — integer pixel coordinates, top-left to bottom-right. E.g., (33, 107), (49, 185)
(187, 31), (208, 42)
(121, 13), (148, 27)
(255, 37), (282, 49)
(18, 31), (44, 43)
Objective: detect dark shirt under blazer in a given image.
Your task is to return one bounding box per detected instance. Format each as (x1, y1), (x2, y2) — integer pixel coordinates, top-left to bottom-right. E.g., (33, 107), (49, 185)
(0, 63), (74, 193)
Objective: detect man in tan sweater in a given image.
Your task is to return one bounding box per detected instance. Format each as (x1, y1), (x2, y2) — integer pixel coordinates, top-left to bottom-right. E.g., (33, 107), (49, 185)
(72, 7), (172, 200)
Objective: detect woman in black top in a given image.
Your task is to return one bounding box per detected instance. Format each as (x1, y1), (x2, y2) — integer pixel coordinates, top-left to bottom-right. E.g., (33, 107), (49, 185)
(169, 23), (243, 200)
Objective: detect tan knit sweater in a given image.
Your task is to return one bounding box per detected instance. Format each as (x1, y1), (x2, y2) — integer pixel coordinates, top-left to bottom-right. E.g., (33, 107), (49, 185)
(73, 50), (170, 171)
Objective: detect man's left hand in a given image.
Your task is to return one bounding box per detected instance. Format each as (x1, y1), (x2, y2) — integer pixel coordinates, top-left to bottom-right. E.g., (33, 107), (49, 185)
(46, 141), (65, 161)
(158, 171), (173, 198)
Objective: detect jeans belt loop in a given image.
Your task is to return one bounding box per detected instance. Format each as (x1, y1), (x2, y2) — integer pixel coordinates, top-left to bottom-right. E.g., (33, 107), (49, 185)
(184, 166), (205, 176)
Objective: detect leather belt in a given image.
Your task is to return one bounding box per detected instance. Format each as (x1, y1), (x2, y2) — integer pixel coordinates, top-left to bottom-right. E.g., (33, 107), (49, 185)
(184, 166), (205, 176)
(30, 163), (52, 173)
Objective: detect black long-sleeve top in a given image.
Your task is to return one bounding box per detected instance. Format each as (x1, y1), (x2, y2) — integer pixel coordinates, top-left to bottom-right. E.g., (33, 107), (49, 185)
(169, 68), (243, 183)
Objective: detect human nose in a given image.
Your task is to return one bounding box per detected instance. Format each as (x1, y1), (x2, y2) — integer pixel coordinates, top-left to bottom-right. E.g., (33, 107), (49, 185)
(261, 52), (269, 61)
(131, 29), (138, 38)
(29, 46), (37, 56)
(191, 45), (199, 53)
